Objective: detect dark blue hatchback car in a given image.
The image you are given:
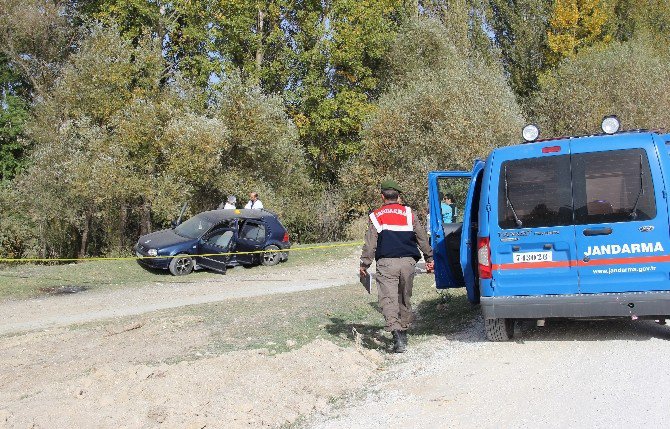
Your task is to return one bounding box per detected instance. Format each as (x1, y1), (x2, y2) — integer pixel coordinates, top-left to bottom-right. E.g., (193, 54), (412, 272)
(135, 209), (291, 276)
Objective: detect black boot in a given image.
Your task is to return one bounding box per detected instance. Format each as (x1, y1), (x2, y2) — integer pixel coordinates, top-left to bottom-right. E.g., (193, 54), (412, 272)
(392, 330), (406, 353)
(398, 330), (408, 352)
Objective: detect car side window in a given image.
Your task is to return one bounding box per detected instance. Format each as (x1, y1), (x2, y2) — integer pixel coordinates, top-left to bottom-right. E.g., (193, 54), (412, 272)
(206, 230), (234, 249)
(573, 148), (656, 224)
(240, 222), (266, 242)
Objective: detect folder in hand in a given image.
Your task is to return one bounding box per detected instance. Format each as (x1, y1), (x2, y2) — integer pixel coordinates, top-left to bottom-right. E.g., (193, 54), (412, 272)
(360, 272), (373, 294)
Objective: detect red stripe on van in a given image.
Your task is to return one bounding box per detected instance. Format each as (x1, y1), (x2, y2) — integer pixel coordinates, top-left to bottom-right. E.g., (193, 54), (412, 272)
(493, 255), (670, 271)
(493, 261), (574, 270)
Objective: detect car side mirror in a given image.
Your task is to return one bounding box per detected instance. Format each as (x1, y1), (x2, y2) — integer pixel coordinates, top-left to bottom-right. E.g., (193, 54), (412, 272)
(171, 220), (178, 228)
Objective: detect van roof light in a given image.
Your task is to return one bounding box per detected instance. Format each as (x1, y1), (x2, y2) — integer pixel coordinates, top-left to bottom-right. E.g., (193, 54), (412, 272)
(522, 124), (540, 142)
(602, 115), (620, 134)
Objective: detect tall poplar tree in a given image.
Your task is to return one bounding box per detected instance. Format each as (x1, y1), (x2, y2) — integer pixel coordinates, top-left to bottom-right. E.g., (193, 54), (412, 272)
(486, 0), (553, 101)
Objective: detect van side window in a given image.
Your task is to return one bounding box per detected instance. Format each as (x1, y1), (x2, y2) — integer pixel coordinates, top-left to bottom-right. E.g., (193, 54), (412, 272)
(573, 149), (656, 224)
(498, 155), (573, 229)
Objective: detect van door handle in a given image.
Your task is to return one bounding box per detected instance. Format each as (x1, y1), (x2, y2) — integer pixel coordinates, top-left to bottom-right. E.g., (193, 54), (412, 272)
(583, 228), (613, 236)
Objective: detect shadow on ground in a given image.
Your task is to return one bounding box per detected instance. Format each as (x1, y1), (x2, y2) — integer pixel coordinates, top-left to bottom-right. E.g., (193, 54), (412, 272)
(325, 287), (670, 348)
(514, 318), (670, 342)
(324, 291), (480, 350)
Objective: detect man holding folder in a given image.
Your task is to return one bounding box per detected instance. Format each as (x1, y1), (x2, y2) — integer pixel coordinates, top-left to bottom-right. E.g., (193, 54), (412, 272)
(359, 180), (434, 353)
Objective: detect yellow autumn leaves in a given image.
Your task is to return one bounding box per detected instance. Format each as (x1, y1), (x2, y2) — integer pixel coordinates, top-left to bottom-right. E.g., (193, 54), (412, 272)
(547, 0), (611, 65)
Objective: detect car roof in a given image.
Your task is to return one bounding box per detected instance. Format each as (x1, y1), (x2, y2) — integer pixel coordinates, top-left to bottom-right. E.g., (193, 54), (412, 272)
(197, 209), (277, 223)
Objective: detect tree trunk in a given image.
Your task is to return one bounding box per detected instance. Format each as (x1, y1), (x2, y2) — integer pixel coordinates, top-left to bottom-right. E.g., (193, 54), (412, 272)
(119, 204), (128, 253)
(256, 6), (265, 69)
(140, 202), (152, 236)
(78, 213), (92, 259)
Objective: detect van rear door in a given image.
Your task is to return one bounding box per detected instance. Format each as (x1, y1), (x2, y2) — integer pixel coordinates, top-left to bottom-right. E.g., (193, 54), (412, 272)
(428, 171), (472, 289)
(571, 135), (670, 293)
(488, 143), (579, 296)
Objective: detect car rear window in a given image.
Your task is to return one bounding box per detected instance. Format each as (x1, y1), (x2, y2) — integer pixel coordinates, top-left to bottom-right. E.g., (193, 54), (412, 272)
(572, 148), (656, 224)
(498, 155), (573, 229)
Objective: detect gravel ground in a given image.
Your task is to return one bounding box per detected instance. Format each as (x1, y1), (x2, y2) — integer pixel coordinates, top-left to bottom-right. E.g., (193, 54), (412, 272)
(306, 317), (670, 429)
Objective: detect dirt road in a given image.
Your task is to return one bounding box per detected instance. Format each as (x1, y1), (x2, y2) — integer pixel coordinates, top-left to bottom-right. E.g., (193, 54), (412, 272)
(0, 251), (360, 335)
(5, 251), (670, 428)
(307, 317), (670, 429)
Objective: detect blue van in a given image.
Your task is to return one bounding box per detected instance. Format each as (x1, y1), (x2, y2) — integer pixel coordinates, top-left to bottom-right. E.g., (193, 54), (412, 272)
(429, 117), (670, 340)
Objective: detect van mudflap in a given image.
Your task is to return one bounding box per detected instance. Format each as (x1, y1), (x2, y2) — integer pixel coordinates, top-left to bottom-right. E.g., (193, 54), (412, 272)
(481, 291), (670, 319)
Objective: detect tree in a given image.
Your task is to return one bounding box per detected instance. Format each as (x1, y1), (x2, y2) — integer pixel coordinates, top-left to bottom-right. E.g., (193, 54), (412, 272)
(486, 0), (553, 100)
(608, 0), (670, 44)
(546, 0), (612, 65)
(341, 18), (524, 213)
(288, 0), (408, 182)
(0, 0), (78, 96)
(531, 38), (670, 137)
(80, 0), (217, 88)
(0, 54), (30, 181)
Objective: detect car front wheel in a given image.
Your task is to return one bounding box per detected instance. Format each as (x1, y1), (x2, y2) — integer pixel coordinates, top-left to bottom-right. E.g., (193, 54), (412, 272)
(261, 245), (281, 266)
(169, 254), (194, 276)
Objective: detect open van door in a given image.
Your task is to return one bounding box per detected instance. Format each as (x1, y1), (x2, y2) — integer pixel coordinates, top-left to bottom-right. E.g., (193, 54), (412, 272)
(428, 170), (473, 290)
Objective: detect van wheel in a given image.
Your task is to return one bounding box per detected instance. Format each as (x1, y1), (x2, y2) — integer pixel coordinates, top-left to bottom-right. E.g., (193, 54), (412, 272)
(169, 254), (193, 276)
(261, 245), (281, 266)
(485, 318), (514, 341)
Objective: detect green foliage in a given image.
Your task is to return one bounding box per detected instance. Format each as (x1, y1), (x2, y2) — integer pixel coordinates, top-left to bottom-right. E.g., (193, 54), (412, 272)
(289, 0), (408, 182)
(0, 74), (30, 180)
(81, 0), (216, 87)
(342, 18), (524, 213)
(9, 26), (316, 258)
(486, 0), (553, 100)
(4, 0), (670, 257)
(608, 0), (670, 43)
(0, 0), (78, 94)
(531, 38), (670, 137)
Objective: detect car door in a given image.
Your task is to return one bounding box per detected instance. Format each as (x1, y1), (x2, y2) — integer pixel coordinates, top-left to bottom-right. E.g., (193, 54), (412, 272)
(235, 220), (267, 266)
(198, 228), (235, 272)
(488, 142), (579, 296)
(571, 135), (670, 293)
(428, 170), (472, 289)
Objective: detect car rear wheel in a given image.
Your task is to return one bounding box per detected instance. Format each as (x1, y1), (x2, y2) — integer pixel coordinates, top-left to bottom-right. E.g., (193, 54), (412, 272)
(169, 254), (194, 276)
(484, 318), (514, 341)
(261, 245), (281, 266)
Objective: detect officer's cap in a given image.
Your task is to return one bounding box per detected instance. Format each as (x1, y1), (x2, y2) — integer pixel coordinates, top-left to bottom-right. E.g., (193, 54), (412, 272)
(380, 180), (402, 193)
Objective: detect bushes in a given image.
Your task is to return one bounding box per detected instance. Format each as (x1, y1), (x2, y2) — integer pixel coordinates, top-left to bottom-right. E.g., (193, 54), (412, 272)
(531, 38), (670, 137)
(4, 27), (317, 258)
(341, 18), (524, 215)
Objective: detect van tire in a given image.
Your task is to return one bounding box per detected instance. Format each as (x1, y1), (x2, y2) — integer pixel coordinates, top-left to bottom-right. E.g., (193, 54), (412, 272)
(485, 318), (514, 341)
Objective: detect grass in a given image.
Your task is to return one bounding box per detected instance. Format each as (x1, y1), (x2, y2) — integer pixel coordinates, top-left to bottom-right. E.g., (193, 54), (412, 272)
(0, 241), (361, 301)
(139, 274), (478, 362)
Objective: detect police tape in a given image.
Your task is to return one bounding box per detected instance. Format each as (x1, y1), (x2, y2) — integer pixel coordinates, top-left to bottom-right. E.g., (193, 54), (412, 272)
(0, 241), (365, 263)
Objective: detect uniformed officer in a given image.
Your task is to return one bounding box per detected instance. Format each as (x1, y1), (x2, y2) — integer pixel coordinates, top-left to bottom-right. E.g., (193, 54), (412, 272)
(359, 180), (434, 353)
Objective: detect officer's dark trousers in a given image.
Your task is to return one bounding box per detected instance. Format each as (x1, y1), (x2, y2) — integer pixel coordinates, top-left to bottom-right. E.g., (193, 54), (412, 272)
(375, 257), (416, 332)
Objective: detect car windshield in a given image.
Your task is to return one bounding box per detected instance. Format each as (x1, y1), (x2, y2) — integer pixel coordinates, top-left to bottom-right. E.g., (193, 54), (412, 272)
(173, 215), (215, 239)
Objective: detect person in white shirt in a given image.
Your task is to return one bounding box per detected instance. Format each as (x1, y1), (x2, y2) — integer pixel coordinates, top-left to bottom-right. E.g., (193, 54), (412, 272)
(218, 195), (237, 209)
(244, 192), (264, 210)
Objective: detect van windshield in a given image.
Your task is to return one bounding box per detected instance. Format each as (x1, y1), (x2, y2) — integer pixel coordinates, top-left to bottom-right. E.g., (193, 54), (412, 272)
(174, 215), (215, 239)
(498, 155), (573, 229)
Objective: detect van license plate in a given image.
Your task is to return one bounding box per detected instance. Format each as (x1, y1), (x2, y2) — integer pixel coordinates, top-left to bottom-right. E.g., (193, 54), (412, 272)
(513, 251), (552, 263)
